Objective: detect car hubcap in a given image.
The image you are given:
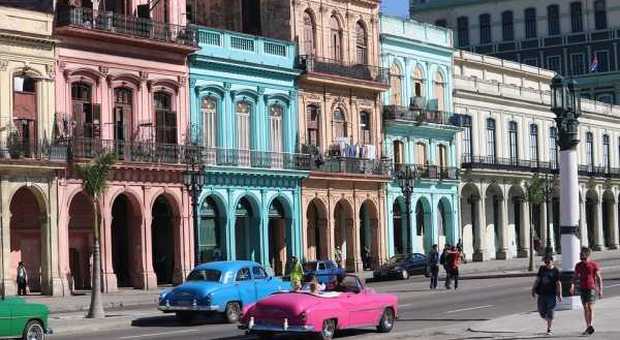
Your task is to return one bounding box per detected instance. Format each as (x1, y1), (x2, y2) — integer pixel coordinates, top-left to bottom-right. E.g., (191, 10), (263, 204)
(228, 304), (240, 320)
(383, 310), (394, 328)
(27, 324), (43, 340)
(322, 320), (335, 338)
(402, 270), (408, 278)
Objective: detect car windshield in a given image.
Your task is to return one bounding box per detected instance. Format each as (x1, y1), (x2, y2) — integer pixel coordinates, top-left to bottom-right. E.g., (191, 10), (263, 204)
(388, 255), (406, 264)
(303, 262), (317, 272)
(186, 269), (221, 282)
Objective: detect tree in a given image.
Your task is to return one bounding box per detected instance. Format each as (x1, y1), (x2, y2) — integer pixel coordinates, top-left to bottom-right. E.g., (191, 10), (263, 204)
(74, 152), (116, 319)
(525, 173), (545, 271)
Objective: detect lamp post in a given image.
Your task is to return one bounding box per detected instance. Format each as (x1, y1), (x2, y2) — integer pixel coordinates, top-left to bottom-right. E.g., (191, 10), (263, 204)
(184, 144), (205, 267)
(542, 171), (557, 257)
(550, 75), (581, 310)
(396, 165), (417, 255)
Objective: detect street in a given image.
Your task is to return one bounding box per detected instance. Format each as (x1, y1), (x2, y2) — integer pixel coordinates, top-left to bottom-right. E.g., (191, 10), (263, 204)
(52, 258), (620, 340)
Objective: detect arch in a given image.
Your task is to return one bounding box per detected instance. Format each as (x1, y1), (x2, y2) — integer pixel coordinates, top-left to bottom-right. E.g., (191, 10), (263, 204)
(198, 193), (228, 263)
(110, 192), (144, 288)
(268, 196), (294, 276)
(392, 196), (410, 254)
(149, 78), (180, 93)
(68, 191), (95, 291)
(585, 189), (599, 249)
(66, 67), (105, 82)
(389, 63), (403, 105)
(355, 20), (368, 64)
(306, 198), (328, 261)
(303, 9), (317, 55)
(329, 12), (343, 61)
(359, 199), (379, 270)
(108, 73), (142, 87)
(460, 183), (481, 259)
(151, 194), (178, 284)
(485, 183), (504, 258)
(234, 195), (261, 263)
(334, 199), (354, 271)
(10, 186), (47, 293)
(414, 196), (432, 253)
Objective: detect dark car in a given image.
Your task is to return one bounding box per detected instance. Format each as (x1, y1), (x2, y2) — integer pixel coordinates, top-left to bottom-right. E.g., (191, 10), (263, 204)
(373, 253), (427, 280)
(302, 260), (344, 284)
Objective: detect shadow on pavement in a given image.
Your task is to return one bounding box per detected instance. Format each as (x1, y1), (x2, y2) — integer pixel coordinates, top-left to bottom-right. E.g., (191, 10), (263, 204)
(398, 318), (490, 322)
(214, 329), (383, 340)
(131, 314), (226, 327)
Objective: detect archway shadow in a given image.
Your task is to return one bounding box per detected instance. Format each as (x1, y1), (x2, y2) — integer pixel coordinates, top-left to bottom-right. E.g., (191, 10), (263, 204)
(131, 313), (227, 327)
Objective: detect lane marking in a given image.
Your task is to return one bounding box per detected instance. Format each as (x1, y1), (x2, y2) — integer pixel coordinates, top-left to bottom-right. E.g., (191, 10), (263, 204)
(400, 303), (413, 308)
(118, 329), (199, 339)
(445, 305), (494, 314)
(604, 283), (620, 288)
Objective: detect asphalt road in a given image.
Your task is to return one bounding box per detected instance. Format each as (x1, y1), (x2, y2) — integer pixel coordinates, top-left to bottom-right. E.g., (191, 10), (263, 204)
(53, 259), (620, 340)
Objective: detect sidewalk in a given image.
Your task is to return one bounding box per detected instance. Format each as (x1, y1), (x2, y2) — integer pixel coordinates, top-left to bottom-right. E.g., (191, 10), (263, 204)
(48, 308), (161, 336)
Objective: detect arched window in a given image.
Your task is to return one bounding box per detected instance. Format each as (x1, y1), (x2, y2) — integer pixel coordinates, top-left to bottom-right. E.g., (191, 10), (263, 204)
(71, 82), (99, 140)
(332, 107), (347, 142)
(236, 101), (251, 151)
(13, 75), (37, 156)
(389, 64), (402, 105)
(415, 142), (427, 165)
(437, 144), (448, 168)
(269, 104), (283, 153)
(359, 111), (371, 145)
(329, 15), (343, 62)
(202, 97), (217, 148)
(113, 87), (132, 143)
(306, 104), (320, 147)
(433, 72), (445, 111)
(303, 10), (316, 56)
(413, 66), (425, 98)
(154, 92), (176, 144)
(393, 140), (404, 166)
(356, 21), (368, 64)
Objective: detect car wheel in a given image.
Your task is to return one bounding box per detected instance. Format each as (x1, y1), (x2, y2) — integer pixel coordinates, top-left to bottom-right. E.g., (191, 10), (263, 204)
(376, 308), (395, 333)
(175, 312), (194, 323)
(22, 320), (45, 340)
(315, 319), (336, 340)
(401, 269), (409, 280)
(225, 302), (241, 323)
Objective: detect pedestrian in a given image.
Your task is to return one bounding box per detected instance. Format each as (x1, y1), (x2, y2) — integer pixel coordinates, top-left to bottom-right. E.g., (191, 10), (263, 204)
(427, 244), (439, 289)
(334, 246), (342, 268)
(447, 246), (461, 289)
(570, 247), (603, 336)
(16, 261), (27, 296)
(362, 246), (370, 270)
(289, 256), (304, 290)
(457, 238), (466, 264)
(440, 245), (451, 289)
(531, 255), (562, 335)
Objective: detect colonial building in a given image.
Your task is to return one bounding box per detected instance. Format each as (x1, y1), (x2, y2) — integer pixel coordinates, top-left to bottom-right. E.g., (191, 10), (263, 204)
(454, 50), (620, 262)
(410, 0), (620, 104)
(188, 26), (307, 276)
(54, 0), (197, 293)
(188, 0), (391, 272)
(380, 15), (461, 257)
(0, 1), (64, 296)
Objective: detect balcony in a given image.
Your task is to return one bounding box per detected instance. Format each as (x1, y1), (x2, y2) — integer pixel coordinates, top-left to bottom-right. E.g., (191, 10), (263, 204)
(383, 104), (460, 126)
(394, 163), (459, 180)
(297, 55), (389, 91)
(70, 138), (191, 164)
(201, 148), (311, 171)
(55, 7), (197, 52)
(0, 136), (67, 163)
(308, 155), (392, 177)
(461, 155), (559, 173)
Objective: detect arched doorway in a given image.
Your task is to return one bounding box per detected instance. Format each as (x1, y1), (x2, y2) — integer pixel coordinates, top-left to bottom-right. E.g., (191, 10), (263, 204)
(485, 184), (504, 259)
(437, 197), (453, 248)
(235, 197), (260, 262)
(461, 183), (481, 260)
(199, 196), (227, 263)
(602, 191), (615, 249)
(151, 196), (174, 285)
(268, 198), (292, 276)
(392, 197), (409, 254)
(111, 194), (142, 288)
(415, 197), (432, 254)
(10, 187), (45, 292)
(334, 199), (354, 271)
(359, 200), (379, 270)
(68, 191), (95, 290)
(508, 186), (525, 258)
(585, 190), (598, 249)
(306, 199), (328, 261)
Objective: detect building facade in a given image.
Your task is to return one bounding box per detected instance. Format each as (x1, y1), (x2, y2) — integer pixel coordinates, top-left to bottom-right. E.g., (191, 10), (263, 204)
(410, 0), (620, 104)
(454, 50), (620, 262)
(53, 0), (197, 293)
(189, 26), (307, 276)
(380, 15), (460, 256)
(0, 2), (65, 296)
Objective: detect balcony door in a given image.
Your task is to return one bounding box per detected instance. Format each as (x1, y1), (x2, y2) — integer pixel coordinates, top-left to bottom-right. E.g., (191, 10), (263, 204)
(329, 15), (343, 62)
(438, 144), (448, 168)
(269, 105), (284, 168)
(154, 92), (177, 144)
(393, 140), (404, 169)
(13, 75), (37, 157)
(236, 101), (251, 165)
(114, 87), (132, 145)
(306, 105), (320, 149)
(415, 142), (427, 166)
(71, 82), (100, 140)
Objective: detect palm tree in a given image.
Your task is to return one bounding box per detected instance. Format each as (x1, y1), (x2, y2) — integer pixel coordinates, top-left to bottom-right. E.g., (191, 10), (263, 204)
(75, 152), (116, 319)
(525, 173), (545, 271)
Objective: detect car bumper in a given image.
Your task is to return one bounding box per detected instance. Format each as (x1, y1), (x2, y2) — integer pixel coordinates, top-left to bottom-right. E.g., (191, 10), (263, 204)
(158, 304), (220, 312)
(46, 327), (53, 335)
(239, 323), (315, 333)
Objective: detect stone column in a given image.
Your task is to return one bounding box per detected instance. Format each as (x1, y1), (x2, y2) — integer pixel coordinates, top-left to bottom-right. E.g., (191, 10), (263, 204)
(473, 194), (486, 262)
(610, 199), (620, 249)
(140, 208), (157, 290)
(579, 197), (588, 247)
(1, 187), (16, 295)
(539, 201), (548, 255)
(518, 200), (530, 258)
(496, 197), (508, 259)
(592, 198), (605, 251)
(100, 209), (117, 293)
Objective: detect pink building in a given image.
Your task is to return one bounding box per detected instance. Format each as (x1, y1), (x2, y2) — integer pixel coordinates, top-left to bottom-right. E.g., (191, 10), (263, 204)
(53, 0), (197, 294)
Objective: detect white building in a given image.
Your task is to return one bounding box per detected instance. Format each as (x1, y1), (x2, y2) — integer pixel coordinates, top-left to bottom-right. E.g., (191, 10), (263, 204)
(454, 50), (620, 261)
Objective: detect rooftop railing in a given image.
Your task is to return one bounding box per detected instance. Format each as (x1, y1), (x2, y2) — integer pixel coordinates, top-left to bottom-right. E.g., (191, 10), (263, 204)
(297, 55), (389, 85)
(55, 7), (197, 47)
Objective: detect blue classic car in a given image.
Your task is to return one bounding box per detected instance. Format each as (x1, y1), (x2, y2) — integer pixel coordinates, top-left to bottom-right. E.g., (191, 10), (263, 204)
(302, 260), (344, 284)
(158, 261), (287, 323)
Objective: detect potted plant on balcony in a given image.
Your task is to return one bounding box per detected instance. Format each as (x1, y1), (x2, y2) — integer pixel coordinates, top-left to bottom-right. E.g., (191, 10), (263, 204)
(7, 130), (23, 159)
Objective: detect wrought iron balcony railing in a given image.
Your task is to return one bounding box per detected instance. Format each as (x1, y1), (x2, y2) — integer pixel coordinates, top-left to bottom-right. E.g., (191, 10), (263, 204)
(201, 148), (311, 171)
(309, 155), (392, 176)
(297, 55), (389, 85)
(0, 137), (68, 162)
(70, 138), (190, 164)
(55, 7), (197, 47)
(383, 105), (460, 126)
(461, 155), (559, 173)
(393, 163), (459, 180)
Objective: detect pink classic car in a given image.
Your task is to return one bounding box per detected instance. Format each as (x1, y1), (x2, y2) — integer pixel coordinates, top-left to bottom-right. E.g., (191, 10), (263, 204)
(239, 275), (398, 340)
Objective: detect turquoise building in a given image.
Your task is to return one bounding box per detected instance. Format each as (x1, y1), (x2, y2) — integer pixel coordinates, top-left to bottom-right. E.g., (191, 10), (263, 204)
(189, 27), (307, 275)
(380, 15), (461, 256)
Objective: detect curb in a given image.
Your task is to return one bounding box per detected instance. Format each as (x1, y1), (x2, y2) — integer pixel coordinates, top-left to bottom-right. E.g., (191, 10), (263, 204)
(49, 312), (160, 335)
(49, 302), (157, 314)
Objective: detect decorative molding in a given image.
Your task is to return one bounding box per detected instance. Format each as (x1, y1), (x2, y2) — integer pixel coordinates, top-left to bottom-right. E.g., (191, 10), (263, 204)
(0, 58), (8, 71)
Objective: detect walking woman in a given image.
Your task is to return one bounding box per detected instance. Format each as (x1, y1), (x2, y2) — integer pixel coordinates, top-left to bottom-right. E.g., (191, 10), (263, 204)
(531, 255), (562, 335)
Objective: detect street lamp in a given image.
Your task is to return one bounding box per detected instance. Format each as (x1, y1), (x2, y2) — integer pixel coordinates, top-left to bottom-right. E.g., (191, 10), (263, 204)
(184, 144), (205, 267)
(396, 165), (417, 254)
(551, 74), (581, 310)
(542, 171), (558, 257)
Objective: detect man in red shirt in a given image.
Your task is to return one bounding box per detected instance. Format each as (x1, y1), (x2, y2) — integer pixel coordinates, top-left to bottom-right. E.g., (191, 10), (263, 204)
(447, 246), (461, 290)
(570, 247), (603, 335)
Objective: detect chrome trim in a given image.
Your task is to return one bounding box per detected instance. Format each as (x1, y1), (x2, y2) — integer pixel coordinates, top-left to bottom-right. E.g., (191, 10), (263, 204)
(158, 305), (219, 312)
(248, 323), (314, 332)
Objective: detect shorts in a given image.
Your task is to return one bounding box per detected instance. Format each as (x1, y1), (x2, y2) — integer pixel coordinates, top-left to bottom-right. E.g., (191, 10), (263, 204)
(537, 295), (557, 320)
(581, 288), (597, 304)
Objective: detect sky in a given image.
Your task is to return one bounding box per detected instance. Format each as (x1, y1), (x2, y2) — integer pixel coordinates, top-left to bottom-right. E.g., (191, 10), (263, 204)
(381, 0), (409, 17)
